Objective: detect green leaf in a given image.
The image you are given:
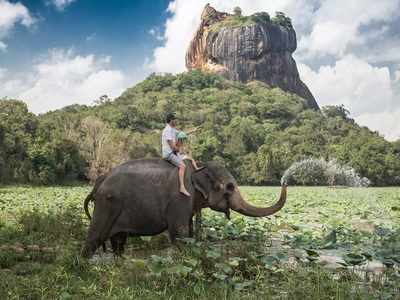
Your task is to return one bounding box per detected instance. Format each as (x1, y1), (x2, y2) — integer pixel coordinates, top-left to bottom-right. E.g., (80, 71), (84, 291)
(167, 265), (192, 276)
(193, 283), (202, 296)
(206, 249), (221, 259)
(321, 230), (337, 249)
(343, 253), (366, 266)
(228, 257), (243, 267)
(305, 249), (319, 257)
(60, 292), (72, 300)
(213, 272), (228, 281)
(184, 258), (198, 267)
(140, 236), (152, 242)
(361, 252), (373, 261)
(218, 262), (233, 274)
(234, 280), (253, 291)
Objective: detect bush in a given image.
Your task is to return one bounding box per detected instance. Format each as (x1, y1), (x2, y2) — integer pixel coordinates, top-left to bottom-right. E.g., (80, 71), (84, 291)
(233, 7), (242, 17)
(282, 158), (370, 187)
(250, 12), (270, 24)
(271, 12), (292, 28)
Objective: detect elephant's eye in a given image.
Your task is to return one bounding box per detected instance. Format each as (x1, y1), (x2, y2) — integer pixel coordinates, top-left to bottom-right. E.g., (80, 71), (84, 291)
(226, 182), (235, 192)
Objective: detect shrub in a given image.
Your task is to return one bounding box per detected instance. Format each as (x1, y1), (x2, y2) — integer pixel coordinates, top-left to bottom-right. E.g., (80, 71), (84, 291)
(233, 6), (242, 17)
(271, 12), (292, 28)
(281, 158), (370, 187)
(250, 12), (270, 24)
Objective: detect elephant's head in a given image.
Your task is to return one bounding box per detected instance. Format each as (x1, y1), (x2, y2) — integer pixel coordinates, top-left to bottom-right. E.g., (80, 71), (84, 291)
(191, 161), (287, 218)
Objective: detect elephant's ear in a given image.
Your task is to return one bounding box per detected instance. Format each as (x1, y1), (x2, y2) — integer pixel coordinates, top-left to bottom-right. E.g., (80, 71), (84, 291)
(192, 168), (212, 199)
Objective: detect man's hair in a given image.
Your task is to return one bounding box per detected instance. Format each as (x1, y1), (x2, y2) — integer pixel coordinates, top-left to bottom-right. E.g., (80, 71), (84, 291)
(165, 112), (176, 123)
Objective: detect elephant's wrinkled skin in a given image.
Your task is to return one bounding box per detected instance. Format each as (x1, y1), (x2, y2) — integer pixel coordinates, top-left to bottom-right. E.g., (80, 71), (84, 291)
(81, 158), (287, 258)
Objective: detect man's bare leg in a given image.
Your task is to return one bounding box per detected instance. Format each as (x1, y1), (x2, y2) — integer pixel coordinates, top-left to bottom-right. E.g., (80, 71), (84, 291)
(178, 163), (191, 197)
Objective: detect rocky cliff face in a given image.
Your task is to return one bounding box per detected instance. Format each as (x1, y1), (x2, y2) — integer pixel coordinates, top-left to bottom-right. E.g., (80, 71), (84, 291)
(186, 5), (319, 110)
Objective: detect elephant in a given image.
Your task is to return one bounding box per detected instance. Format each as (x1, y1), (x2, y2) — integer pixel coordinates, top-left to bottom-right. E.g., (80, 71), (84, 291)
(81, 158), (287, 258)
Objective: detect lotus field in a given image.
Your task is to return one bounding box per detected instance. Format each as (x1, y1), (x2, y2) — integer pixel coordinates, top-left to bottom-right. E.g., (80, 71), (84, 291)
(0, 185), (399, 299)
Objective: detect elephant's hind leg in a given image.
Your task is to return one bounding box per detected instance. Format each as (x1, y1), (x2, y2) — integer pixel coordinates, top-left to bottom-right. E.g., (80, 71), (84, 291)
(110, 232), (127, 256)
(81, 195), (122, 258)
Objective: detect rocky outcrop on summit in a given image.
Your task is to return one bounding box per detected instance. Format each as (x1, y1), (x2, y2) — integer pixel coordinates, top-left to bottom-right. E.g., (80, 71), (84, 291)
(186, 4), (319, 110)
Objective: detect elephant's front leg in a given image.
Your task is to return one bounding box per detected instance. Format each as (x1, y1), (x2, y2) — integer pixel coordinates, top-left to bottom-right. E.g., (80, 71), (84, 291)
(168, 223), (190, 243)
(167, 199), (192, 243)
(189, 217), (194, 238)
(194, 210), (202, 240)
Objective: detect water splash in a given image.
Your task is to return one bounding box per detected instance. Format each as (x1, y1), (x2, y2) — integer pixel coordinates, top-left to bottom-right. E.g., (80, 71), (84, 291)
(280, 158), (370, 187)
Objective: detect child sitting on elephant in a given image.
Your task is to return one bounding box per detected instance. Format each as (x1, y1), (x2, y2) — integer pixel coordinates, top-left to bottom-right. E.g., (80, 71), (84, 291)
(176, 131), (200, 170)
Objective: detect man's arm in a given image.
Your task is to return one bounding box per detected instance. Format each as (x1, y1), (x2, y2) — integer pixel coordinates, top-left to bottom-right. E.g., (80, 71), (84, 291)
(186, 125), (202, 135)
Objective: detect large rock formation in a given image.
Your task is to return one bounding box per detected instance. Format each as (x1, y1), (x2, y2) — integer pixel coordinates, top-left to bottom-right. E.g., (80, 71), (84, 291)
(186, 4), (319, 110)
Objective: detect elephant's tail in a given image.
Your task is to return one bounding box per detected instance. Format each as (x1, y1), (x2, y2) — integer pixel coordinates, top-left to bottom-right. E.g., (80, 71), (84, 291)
(84, 193), (93, 220)
(84, 173), (108, 220)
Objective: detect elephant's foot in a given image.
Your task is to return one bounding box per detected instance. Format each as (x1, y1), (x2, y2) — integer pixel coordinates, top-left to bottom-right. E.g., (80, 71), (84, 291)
(110, 232), (127, 257)
(168, 224), (191, 244)
(81, 242), (96, 258)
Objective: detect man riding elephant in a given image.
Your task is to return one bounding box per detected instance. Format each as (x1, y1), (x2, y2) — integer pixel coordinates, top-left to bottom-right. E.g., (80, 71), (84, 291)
(162, 113), (199, 197)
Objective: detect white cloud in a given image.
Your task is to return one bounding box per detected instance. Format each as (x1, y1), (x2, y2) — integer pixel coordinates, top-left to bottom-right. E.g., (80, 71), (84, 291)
(0, 67), (5, 77)
(361, 39), (400, 64)
(0, 0), (35, 51)
(395, 69), (400, 82)
(299, 55), (400, 141)
(357, 111), (400, 141)
(148, 27), (164, 41)
(297, 0), (400, 59)
(49, 0), (76, 11)
(0, 49), (127, 114)
(0, 41), (6, 52)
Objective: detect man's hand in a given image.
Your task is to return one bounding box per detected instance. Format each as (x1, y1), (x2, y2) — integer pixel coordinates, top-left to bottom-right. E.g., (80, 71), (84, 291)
(186, 125), (202, 135)
(167, 140), (179, 152)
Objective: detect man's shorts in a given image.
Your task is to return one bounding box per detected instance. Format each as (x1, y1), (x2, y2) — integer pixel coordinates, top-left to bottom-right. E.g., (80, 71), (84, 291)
(165, 152), (185, 167)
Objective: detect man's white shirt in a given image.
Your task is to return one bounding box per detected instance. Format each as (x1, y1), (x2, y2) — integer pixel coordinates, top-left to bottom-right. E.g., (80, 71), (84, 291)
(161, 124), (177, 158)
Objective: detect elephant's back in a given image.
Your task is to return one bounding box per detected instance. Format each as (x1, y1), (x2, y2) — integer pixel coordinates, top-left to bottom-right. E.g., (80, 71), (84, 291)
(97, 158), (177, 199)
(114, 158), (175, 177)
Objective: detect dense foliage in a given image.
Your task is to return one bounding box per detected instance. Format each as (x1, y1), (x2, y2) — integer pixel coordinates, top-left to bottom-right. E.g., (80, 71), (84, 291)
(209, 11), (292, 33)
(1, 70), (399, 185)
(1, 186), (399, 298)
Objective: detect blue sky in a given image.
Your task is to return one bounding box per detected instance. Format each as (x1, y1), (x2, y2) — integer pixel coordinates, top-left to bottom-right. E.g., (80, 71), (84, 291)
(0, 0), (169, 74)
(0, 0), (400, 141)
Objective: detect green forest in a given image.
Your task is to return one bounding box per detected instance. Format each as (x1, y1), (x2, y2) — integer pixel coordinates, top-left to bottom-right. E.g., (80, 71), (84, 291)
(1, 70), (399, 186)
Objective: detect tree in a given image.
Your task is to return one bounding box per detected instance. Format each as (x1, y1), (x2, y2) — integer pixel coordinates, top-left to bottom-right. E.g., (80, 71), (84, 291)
(94, 94), (112, 105)
(322, 105), (352, 121)
(233, 6), (242, 17)
(0, 100), (37, 183)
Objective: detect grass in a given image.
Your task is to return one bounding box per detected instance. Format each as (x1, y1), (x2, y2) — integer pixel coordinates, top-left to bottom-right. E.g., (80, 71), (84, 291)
(1, 185), (399, 299)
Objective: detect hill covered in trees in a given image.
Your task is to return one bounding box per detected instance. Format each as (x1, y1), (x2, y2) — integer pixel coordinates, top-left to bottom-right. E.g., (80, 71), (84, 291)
(1, 71), (399, 186)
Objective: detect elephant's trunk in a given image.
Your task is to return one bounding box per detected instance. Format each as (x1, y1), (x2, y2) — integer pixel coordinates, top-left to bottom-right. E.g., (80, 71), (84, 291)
(230, 185), (287, 217)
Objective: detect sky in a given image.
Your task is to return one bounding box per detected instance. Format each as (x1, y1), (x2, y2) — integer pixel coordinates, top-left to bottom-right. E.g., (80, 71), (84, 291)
(0, 0), (399, 141)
